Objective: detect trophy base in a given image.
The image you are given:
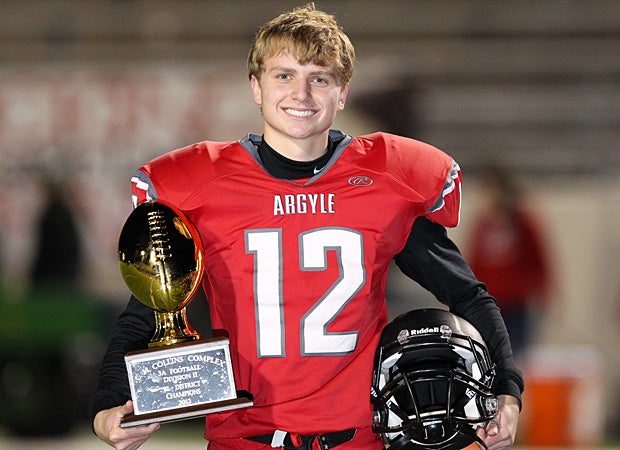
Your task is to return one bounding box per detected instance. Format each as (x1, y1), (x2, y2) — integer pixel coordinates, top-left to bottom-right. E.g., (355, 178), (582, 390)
(123, 337), (252, 427)
(120, 396), (254, 427)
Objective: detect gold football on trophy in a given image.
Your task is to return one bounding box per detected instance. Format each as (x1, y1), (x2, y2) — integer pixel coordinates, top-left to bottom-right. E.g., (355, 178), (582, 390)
(118, 200), (204, 347)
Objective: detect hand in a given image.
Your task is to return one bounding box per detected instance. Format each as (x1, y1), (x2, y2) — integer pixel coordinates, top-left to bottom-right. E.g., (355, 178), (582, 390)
(476, 395), (520, 450)
(93, 400), (160, 450)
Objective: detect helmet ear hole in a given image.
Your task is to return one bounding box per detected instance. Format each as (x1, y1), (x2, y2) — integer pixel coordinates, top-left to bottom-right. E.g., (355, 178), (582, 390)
(372, 308), (497, 450)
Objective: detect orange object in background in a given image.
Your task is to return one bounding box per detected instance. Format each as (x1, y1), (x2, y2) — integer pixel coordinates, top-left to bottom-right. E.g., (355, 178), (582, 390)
(519, 345), (604, 448)
(523, 377), (573, 446)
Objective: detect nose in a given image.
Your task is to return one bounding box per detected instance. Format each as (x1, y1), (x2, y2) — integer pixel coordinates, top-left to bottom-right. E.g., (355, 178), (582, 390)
(291, 79), (311, 101)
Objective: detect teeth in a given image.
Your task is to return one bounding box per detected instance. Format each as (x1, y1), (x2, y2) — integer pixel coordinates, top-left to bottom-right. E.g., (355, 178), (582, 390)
(285, 109), (314, 117)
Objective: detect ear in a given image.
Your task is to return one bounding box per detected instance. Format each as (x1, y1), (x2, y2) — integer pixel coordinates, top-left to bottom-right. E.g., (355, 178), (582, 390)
(337, 83), (350, 111)
(250, 75), (262, 106)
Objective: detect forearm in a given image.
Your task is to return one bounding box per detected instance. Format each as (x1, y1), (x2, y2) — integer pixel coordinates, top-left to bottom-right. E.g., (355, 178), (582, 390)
(88, 296), (155, 424)
(448, 287), (523, 403)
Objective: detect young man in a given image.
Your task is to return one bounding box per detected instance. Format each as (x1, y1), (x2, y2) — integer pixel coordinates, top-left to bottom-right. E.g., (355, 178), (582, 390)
(90, 4), (523, 450)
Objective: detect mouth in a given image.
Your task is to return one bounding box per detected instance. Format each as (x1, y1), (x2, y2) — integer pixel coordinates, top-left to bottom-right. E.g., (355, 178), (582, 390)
(284, 108), (316, 118)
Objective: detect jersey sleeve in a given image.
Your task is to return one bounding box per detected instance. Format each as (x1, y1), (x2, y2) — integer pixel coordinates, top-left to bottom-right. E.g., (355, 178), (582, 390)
(367, 132), (462, 229)
(129, 141), (236, 209)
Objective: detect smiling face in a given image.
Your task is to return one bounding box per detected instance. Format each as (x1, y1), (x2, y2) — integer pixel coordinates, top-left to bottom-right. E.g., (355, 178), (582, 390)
(250, 52), (349, 161)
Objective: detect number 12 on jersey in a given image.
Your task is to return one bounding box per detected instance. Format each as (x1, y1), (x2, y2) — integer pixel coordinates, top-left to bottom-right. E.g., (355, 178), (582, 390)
(245, 227), (366, 358)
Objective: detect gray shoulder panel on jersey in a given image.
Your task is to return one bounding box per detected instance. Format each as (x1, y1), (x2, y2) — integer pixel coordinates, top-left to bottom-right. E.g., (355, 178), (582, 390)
(238, 133), (263, 167)
(426, 159), (461, 213)
(131, 169), (159, 207)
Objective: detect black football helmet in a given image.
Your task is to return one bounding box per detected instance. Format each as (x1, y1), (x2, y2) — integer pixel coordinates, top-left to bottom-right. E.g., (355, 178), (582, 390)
(371, 308), (498, 450)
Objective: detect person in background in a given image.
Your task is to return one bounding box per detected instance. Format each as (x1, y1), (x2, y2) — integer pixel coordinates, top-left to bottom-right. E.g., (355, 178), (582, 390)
(468, 165), (551, 357)
(31, 179), (82, 292)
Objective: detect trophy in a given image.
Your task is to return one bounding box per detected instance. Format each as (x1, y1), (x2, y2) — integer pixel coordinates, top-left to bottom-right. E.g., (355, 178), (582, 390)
(117, 199), (252, 427)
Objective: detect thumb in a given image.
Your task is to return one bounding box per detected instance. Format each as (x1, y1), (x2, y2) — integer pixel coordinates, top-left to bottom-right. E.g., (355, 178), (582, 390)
(120, 400), (135, 416)
(485, 419), (500, 436)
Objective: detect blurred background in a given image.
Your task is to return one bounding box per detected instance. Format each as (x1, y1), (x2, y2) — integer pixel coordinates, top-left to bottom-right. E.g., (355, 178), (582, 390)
(0, 0), (618, 448)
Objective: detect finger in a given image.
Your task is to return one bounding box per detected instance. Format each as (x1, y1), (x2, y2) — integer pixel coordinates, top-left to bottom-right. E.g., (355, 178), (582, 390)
(109, 421), (160, 448)
(122, 422), (160, 437)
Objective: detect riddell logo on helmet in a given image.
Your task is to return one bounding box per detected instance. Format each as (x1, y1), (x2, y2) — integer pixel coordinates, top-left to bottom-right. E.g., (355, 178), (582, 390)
(397, 327), (440, 343)
(397, 325), (453, 344)
(410, 327), (440, 335)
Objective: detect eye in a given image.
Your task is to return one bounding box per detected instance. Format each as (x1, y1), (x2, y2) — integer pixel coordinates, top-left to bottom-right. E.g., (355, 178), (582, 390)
(313, 76), (329, 85)
(276, 73), (292, 80)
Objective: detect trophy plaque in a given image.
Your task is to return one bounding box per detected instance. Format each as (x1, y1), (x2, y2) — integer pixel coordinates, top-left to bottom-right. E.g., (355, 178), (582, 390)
(118, 200), (252, 427)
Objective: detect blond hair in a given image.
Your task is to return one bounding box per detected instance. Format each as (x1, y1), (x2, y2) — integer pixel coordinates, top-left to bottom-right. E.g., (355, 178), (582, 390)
(247, 3), (355, 85)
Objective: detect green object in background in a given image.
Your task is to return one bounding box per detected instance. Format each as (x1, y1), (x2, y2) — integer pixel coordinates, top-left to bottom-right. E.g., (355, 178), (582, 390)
(0, 290), (114, 436)
(0, 292), (106, 349)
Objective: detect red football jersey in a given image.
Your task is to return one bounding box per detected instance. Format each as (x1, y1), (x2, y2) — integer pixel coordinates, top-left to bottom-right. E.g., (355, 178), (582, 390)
(131, 131), (461, 440)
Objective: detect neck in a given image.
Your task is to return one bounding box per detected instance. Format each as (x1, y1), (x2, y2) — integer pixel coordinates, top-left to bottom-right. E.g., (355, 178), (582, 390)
(262, 129), (329, 161)
(258, 135), (336, 180)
